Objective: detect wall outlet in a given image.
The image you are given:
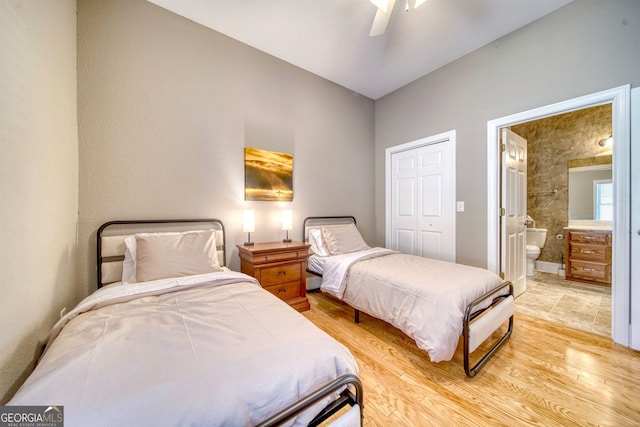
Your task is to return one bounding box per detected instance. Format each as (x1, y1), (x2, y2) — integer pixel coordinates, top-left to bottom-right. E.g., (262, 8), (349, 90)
(60, 307), (67, 319)
(456, 201), (465, 212)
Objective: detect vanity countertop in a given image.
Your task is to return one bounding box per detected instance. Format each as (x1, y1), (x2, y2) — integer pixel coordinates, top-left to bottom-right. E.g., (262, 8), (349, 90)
(564, 225), (612, 231)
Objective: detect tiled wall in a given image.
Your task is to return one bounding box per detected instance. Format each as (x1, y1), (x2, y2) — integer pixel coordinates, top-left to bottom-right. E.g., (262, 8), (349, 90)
(510, 104), (612, 264)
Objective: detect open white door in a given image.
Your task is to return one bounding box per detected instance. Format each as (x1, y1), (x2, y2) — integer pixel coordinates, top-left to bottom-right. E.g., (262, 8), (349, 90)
(501, 128), (527, 297)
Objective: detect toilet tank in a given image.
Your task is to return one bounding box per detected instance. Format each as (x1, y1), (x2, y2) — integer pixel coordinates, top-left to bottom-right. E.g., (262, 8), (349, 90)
(526, 228), (548, 248)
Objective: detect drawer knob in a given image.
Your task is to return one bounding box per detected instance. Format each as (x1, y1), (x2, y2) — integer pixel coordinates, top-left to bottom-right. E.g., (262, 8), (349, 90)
(277, 271), (287, 276)
(277, 287), (286, 294)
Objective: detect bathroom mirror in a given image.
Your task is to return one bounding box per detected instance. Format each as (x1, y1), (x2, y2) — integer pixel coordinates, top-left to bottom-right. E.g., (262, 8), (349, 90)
(568, 155), (612, 221)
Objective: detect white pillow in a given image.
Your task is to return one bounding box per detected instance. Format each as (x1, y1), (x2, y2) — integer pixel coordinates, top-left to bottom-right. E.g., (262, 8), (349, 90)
(309, 228), (329, 257)
(321, 223), (370, 255)
(122, 235), (137, 283)
(122, 230), (220, 283)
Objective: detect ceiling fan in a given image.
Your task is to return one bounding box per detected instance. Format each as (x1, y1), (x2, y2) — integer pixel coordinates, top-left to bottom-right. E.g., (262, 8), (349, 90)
(369, 0), (427, 36)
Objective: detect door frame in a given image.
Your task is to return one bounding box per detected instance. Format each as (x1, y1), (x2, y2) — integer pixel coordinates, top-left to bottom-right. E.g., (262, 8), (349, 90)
(385, 130), (456, 259)
(631, 87), (640, 350)
(486, 84), (631, 346)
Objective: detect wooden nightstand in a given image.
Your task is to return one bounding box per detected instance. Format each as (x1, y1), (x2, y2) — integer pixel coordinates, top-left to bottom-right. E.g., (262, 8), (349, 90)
(237, 241), (310, 312)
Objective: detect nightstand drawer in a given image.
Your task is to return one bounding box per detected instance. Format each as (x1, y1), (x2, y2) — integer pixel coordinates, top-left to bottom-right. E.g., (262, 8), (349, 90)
(261, 263), (301, 286)
(251, 250), (305, 265)
(264, 280), (301, 300)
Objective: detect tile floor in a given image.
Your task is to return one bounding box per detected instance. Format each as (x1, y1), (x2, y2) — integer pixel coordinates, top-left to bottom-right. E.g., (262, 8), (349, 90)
(515, 271), (611, 337)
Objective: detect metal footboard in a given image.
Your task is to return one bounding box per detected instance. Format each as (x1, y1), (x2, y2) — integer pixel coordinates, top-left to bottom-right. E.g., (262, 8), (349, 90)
(256, 374), (364, 427)
(311, 270), (512, 377)
(463, 281), (514, 377)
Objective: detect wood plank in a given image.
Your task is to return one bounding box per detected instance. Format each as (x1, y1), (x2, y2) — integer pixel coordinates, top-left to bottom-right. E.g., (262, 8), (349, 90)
(303, 292), (640, 426)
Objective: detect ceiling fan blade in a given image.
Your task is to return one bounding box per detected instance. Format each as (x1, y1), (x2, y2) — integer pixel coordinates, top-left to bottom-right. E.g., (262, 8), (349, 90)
(369, 0), (395, 36)
(369, 0), (389, 13)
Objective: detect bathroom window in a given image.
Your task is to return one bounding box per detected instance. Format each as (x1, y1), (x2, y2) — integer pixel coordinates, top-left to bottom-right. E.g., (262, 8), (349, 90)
(594, 179), (613, 221)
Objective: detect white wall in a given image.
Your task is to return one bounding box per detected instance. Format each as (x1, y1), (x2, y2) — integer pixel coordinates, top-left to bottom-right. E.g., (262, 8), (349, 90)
(374, 0), (640, 268)
(77, 0), (375, 291)
(0, 0), (78, 403)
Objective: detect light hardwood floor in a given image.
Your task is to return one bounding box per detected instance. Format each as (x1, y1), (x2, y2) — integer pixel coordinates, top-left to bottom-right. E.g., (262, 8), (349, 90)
(303, 291), (640, 426)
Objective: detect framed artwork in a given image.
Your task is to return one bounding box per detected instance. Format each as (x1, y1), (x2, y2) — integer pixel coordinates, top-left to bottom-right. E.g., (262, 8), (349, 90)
(244, 147), (293, 201)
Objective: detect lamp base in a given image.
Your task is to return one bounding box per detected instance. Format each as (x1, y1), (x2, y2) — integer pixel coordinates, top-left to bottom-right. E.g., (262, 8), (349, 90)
(282, 239), (292, 243)
(243, 242), (254, 246)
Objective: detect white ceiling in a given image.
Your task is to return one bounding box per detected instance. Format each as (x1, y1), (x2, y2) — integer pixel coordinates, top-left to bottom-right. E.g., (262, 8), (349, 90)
(148, 0), (573, 100)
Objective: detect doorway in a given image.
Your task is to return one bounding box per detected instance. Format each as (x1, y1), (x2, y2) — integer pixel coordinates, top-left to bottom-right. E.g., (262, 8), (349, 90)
(486, 85), (631, 346)
(506, 105), (613, 336)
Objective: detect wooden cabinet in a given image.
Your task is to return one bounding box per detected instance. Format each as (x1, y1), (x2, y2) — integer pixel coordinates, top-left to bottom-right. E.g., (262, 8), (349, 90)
(237, 241), (310, 312)
(565, 229), (612, 286)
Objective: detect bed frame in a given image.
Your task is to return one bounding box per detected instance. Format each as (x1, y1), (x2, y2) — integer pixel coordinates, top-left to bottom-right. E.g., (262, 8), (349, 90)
(303, 216), (514, 377)
(97, 219), (364, 425)
(97, 219), (226, 288)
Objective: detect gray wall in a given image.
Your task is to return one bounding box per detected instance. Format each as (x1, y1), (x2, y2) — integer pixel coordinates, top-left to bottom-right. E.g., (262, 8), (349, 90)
(0, 1), (78, 403)
(374, 0), (640, 268)
(77, 0), (375, 291)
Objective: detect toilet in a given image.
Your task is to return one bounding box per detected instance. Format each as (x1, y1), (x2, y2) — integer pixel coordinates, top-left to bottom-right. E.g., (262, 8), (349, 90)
(526, 228), (548, 276)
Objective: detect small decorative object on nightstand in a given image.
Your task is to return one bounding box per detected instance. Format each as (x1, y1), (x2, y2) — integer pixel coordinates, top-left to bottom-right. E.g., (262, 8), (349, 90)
(237, 241), (310, 312)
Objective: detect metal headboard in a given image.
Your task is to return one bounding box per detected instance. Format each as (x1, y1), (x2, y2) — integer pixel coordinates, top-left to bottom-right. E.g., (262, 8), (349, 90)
(97, 219), (225, 288)
(302, 216), (356, 242)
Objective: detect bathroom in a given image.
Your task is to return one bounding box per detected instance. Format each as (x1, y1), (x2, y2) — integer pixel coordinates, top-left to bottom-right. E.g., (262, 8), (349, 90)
(510, 103), (612, 337)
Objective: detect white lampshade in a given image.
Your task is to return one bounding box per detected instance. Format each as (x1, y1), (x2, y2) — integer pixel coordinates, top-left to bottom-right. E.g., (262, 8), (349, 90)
(415, 0), (427, 8)
(243, 210), (255, 233)
(282, 210), (293, 231)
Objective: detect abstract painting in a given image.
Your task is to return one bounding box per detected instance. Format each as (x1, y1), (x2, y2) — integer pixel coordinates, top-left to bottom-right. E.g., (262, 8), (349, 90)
(244, 147), (293, 201)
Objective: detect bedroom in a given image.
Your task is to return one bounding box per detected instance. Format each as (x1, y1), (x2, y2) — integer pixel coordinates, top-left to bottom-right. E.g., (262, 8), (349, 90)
(1, 0), (639, 424)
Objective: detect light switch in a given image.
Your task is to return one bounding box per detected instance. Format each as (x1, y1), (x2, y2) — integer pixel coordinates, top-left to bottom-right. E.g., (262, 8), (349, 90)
(457, 201), (465, 212)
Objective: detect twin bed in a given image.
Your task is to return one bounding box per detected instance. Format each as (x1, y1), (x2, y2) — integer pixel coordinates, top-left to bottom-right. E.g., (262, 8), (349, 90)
(303, 216), (514, 377)
(9, 215), (513, 425)
(9, 219), (363, 426)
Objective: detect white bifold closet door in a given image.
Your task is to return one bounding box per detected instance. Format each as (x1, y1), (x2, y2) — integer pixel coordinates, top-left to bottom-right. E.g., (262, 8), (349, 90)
(389, 135), (455, 262)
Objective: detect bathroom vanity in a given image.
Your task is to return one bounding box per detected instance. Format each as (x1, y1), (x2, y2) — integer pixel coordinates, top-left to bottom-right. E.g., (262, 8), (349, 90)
(565, 155), (612, 286)
(564, 227), (612, 286)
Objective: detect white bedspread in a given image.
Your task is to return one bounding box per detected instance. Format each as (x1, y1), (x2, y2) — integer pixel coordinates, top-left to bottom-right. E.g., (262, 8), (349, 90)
(10, 270), (358, 426)
(320, 250), (504, 362)
(320, 247), (395, 298)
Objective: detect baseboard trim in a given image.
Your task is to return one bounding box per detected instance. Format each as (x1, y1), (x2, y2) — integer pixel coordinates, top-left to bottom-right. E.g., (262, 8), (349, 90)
(535, 260), (562, 275)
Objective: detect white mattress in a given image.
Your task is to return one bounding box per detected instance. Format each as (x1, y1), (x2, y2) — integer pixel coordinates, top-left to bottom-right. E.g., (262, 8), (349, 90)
(10, 270), (358, 426)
